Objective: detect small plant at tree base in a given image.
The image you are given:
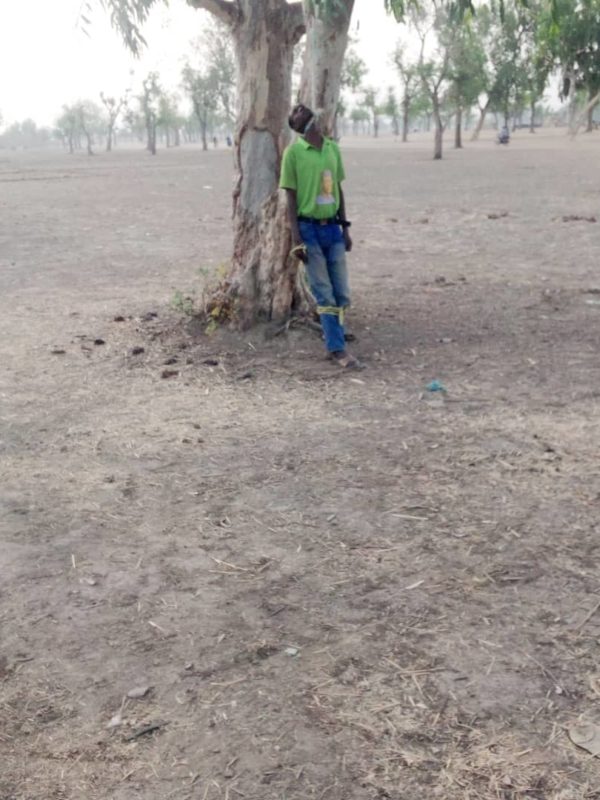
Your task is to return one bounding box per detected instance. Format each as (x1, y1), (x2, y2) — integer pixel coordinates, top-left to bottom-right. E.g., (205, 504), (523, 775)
(171, 265), (236, 334)
(171, 290), (197, 316)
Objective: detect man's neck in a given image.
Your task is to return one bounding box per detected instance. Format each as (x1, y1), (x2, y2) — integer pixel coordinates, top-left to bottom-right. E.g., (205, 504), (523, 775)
(304, 127), (324, 150)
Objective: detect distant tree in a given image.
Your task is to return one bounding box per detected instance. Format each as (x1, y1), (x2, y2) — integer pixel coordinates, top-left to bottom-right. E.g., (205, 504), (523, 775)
(349, 106), (369, 135)
(200, 20), (236, 126)
(361, 87), (381, 136)
(55, 105), (80, 153)
(0, 119), (51, 149)
(383, 87), (401, 135)
(336, 38), (367, 136)
(158, 92), (184, 146)
(181, 64), (219, 151)
(73, 100), (104, 155)
(100, 91), (129, 151)
(470, 4), (525, 140)
(139, 72), (162, 155)
(445, 14), (487, 148)
(392, 43), (420, 142)
(413, 4), (454, 160)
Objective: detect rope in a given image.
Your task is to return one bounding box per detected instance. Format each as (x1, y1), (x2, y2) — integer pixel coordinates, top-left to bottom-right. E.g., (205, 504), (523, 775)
(317, 305), (346, 325)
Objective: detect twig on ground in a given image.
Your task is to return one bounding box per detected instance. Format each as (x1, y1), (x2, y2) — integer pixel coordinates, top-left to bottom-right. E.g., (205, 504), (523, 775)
(574, 596), (600, 632)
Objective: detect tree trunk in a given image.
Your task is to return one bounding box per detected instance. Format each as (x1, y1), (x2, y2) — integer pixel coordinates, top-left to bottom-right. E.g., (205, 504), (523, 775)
(224, 0), (305, 323)
(201, 117), (208, 151)
(106, 122), (113, 151)
(454, 106), (462, 149)
(432, 96), (443, 160)
(570, 90), (600, 137)
(566, 71), (578, 133)
(299, 0), (355, 136)
(530, 99), (536, 133)
(147, 119), (156, 155)
(174, 127), (181, 146)
(402, 97), (409, 142)
(373, 114), (379, 138)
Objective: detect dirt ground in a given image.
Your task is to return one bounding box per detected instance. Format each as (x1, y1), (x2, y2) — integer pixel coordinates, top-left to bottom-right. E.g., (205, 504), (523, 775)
(1, 129), (600, 800)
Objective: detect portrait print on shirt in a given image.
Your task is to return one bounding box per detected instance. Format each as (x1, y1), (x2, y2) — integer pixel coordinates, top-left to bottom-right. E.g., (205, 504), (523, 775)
(316, 170), (335, 206)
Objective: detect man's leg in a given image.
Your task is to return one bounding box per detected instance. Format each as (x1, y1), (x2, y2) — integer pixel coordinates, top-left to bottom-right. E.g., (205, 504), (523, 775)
(301, 235), (346, 353)
(326, 239), (351, 312)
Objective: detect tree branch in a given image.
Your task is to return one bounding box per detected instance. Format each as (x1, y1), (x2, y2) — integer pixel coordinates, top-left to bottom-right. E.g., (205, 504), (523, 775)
(187, 0), (240, 26)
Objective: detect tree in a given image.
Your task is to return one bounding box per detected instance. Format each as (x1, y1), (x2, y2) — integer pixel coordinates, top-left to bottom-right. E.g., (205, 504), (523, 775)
(337, 38), (367, 137)
(181, 64), (219, 150)
(470, 3), (525, 139)
(384, 87), (401, 135)
(361, 87), (381, 137)
(350, 106), (369, 135)
(75, 101), (104, 155)
(413, 3), (454, 159)
(139, 72), (162, 155)
(55, 105), (80, 153)
(539, 0), (600, 134)
(203, 20), (236, 126)
(158, 92), (184, 146)
(393, 44), (419, 141)
(100, 91), (129, 150)
(96, 0), (498, 323)
(445, 13), (486, 148)
(0, 119), (51, 149)
(300, 0), (356, 136)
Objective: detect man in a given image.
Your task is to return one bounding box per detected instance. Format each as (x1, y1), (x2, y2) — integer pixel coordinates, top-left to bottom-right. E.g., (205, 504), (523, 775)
(280, 103), (363, 369)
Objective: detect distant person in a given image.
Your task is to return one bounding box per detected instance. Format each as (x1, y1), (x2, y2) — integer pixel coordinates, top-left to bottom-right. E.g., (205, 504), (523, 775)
(226, 135), (233, 147)
(498, 124), (510, 144)
(212, 136), (218, 148)
(280, 103), (362, 370)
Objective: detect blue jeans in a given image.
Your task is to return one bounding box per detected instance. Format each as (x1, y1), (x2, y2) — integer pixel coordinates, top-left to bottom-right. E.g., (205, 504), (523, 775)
(299, 220), (350, 353)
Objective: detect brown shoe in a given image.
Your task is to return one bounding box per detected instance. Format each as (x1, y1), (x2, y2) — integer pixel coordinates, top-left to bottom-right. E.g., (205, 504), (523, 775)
(330, 351), (365, 370)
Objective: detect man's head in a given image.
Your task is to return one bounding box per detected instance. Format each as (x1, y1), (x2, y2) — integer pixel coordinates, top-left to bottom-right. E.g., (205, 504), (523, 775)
(288, 103), (315, 135)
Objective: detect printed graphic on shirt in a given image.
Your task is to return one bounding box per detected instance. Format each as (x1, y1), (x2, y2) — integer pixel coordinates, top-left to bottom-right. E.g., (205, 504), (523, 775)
(316, 170), (335, 205)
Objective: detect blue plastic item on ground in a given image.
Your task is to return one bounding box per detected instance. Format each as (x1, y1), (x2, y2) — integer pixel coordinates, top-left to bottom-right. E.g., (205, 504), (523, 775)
(426, 380), (446, 393)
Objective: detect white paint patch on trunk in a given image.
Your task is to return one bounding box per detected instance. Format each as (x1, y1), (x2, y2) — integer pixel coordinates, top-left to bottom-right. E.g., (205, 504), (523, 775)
(239, 130), (278, 218)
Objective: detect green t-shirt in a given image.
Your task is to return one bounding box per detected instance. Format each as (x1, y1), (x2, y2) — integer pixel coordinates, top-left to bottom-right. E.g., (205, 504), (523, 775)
(279, 136), (346, 219)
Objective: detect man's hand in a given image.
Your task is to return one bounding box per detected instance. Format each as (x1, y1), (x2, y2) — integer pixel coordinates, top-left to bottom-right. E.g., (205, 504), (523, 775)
(343, 228), (353, 253)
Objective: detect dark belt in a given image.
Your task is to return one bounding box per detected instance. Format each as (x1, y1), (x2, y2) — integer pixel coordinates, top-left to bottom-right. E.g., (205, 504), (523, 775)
(298, 216), (337, 225)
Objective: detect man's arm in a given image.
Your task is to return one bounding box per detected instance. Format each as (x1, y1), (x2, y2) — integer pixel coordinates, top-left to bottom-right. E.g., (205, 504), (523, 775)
(285, 189), (307, 262)
(338, 186), (353, 253)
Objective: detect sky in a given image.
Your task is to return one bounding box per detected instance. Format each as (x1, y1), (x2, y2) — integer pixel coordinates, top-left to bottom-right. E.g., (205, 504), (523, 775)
(0, 0), (409, 128)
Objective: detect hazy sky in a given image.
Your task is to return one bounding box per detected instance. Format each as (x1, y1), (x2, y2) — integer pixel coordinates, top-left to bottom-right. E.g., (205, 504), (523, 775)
(0, 0), (409, 128)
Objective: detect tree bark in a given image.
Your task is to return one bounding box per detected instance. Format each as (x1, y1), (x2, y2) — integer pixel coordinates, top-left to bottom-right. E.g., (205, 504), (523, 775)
(223, 0), (305, 323)
(454, 106), (462, 149)
(299, 0), (355, 136)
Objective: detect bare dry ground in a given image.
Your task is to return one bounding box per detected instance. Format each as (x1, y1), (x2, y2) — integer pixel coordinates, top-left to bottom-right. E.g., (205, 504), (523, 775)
(1, 130), (600, 800)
